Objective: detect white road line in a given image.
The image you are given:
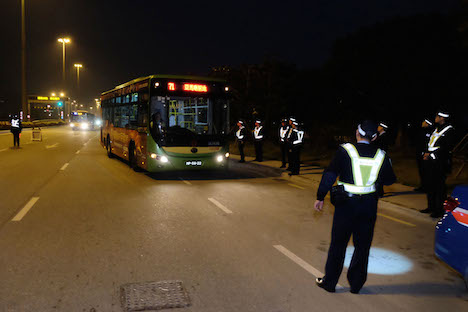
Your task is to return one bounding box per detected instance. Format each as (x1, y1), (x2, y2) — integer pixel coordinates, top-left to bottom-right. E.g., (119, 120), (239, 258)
(46, 143), (59, 149)
(12, 197), (40, 221)
(76, 150), (80, 154)
(377, 213), (416, 227)
(60, 163), (69, 171)
(0, 148), (7, 152)
(179, 178), (192, 185)
(208, 198), (232, 214)
(288, 183), (305, 190)
(273, 245), (343, 289)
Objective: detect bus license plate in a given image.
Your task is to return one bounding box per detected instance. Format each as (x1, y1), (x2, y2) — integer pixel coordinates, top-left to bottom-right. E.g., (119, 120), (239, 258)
(186, 160), (202, 166)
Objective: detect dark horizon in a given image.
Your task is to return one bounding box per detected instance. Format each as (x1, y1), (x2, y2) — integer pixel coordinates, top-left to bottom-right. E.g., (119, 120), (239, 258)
(0, 0), (461, 116)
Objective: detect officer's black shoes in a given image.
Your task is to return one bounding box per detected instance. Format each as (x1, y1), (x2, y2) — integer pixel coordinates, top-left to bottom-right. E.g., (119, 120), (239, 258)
(350, 288), (360, 294)
(420, 208), (431, 214)
(315, 277), (335, 293)
(239, 160), (245, 163)
(414, 187), (425, 193)
(280, 165), (286, 168)
(430, 212), (444, 219)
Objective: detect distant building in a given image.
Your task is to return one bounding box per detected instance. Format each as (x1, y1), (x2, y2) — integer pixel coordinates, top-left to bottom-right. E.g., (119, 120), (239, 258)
(27, 95), (70, 121)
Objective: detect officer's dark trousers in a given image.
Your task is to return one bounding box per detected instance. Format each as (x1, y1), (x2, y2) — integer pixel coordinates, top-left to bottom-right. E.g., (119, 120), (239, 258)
(290, 146), (301, 174)
(424, 160), (447, 215)
(324, 196), (378, 291)
(254, 141), (263, 161)
(238, 141), (245, 162)
(12, 131), (20, 147)
(416, 153), (425, 188)
(280, 143), (287, 166)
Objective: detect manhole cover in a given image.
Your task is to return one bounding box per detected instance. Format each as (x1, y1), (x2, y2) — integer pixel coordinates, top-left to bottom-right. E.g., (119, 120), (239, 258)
(120, 280), (191, 311)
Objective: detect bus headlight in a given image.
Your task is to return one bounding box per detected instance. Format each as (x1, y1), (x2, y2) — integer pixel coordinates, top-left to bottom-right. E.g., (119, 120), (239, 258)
(95, 119), (102, 126)
(150, 153), (157, 159)
(70, 123), (75, 127)
(160, 156), (169, 163)
(217, 155), (224, 162)
(81, 123), (89, 130)
(225, 152), (230, 158)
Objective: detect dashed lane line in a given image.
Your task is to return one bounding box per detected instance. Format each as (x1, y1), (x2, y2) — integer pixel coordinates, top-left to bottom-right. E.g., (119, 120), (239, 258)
(46, 143), (59, 149)
(12, 197), (40, 222)
(0, 148), (7, 152)
(377, 213), (416, 227)
(60, 163), (69, 171)
(179, 178), (192, 185)
(208, 198), (232, 214)
(274, 245), (343, 289)
(288, 183), (305, 190)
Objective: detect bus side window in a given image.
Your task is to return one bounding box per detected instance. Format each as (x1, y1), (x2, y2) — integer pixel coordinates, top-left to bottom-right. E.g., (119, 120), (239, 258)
(138, 103), (148, 127)
(114, 106), (121, 127)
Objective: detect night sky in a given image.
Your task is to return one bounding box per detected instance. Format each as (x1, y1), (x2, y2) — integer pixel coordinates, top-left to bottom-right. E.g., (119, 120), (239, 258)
(0, 0), (460, 114)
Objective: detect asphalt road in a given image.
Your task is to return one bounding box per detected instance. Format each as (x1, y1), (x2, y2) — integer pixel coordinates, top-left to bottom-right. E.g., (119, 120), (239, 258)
(0, 126), (466, 311)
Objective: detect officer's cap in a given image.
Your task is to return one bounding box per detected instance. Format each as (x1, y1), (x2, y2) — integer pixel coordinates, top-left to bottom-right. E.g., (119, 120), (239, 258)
(237, 120), (244, 125)
(424, 118), (433, 126)
(379, 122), (389, 129)
(255, 120), (262, 124)
(437, 109), (450, 119)
(289, 117), (296, 122)
(292, 121), (299, 126)
(281, 118), (288, 122)
(357, 120), (378, 140)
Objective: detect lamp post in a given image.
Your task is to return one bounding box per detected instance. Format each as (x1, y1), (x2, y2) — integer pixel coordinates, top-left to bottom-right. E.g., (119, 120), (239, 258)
(57, 38), (71, 87)
(21, 0), (27, 120)
(74, 64), (83, 89)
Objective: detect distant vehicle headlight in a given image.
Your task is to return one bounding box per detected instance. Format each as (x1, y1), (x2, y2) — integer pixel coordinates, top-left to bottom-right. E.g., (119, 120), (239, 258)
(70, 123), (75, 127)
(217, 155), (224, 162)
(81, 123), (89, 130)
(95, 119), (102, 126)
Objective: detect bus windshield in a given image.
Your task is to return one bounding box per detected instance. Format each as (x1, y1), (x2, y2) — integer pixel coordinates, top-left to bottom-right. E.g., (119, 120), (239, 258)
(149, 96), (228, 146)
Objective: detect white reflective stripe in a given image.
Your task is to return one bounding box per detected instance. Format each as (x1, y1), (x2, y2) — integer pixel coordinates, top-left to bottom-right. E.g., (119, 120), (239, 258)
(254, 126), (263, 139)
(428, 125), (452, 151)
(438, 112), (449, 118)
(293, 130), (304, 145)
(428, 146), (439, 152)
(342, 144), (362, 186)
(367, 150), (385, 186)
(236, 129), (244, 139)
(11, 120), (20, 127)
(430, 153), (436, 159)
(280, 127), (288, 138)
(337, 182), (376, 194)
(358, 125), (366, 136)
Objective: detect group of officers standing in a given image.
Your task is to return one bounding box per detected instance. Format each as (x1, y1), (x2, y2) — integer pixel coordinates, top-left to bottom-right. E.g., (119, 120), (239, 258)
(235, 117), (304, 175)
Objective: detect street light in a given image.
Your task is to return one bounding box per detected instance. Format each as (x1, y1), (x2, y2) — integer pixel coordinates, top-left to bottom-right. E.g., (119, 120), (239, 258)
(60, 92), (65, 97)
(74, 64), (83, 88)
(51, 92), (56, 97)
(57, 37), (71, 86)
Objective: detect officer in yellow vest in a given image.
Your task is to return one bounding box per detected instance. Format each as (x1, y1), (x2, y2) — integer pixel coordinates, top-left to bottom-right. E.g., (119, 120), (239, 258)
(314, 120), (396, 294)
(420, 109), (455, 218)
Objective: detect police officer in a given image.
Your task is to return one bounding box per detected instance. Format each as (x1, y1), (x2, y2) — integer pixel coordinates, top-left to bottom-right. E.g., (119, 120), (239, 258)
(236, 120), (246, 163)
(420, 110), (455, 218)
(10, 114), (22, 148)
(279, 118), (290, 168)
(253, 119), (264, 162)
(373, 122), (390, 152)
(288, 120), (304, 175)
(314, 120), (396, 294)
(414, 118), (434, 192)
(286, 117), (295, 170)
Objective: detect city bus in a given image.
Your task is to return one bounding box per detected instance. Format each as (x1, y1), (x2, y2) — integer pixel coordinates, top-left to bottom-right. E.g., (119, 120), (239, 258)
(70, 110), (100, 130)
(100, 75), (230, 171)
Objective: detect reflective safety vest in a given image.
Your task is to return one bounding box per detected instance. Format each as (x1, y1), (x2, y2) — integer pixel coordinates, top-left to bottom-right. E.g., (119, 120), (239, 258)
(236, 127), (244, 140)
(254, 126), (263, 139)
(11, 119), (20, 128)
(279, 126), (289, 142)
(292, 129), (304, 145)
(428, 125), (453, 152)
(337, 143), (386, 194)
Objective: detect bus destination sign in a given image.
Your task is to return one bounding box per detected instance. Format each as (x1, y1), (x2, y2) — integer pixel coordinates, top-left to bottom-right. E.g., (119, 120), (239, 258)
(167, 82), (208, 93)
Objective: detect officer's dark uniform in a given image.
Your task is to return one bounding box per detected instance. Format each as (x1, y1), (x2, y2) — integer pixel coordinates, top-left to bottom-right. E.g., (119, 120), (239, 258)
(285, 117), (295, 170)
(10, 115), (22, 148)
(236, 121), (246, 163)
(288, 122), (304, 175)
(415, 119), (434, 192)
(316, 122), (396, 293)
(279, 119), (290, 168)
(253, 121), (264, 162)
(421, 115), (455, 218)
(373, 122), (390, 152)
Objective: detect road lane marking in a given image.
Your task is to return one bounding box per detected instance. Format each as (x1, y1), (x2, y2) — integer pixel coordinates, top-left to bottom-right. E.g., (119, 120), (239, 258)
(208, 198), (232, 214)
(377, 213), (416, 227)
(46, 143), (59, 149)
(60, 163), (69, 171)
(0, 148), (7, 152)
(12, 197), (40, 221)
(76, 150), (80, 154)
(274, 245), (343, 289)
(288, 183), (305, 190)
(179, 178), (192, 185)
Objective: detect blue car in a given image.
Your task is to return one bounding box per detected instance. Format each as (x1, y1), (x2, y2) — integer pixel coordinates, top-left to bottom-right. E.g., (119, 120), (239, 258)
(435, 185), (468, 287)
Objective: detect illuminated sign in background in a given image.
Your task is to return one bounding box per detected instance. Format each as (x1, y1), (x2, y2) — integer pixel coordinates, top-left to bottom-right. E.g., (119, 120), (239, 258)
(36, 96), (62, 101)
(167, 82), (208, 93)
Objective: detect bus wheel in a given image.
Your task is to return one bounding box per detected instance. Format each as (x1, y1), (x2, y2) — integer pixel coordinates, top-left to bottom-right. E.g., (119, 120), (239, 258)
(107, 138), (114, 158)
(129, 143), (137, 170)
